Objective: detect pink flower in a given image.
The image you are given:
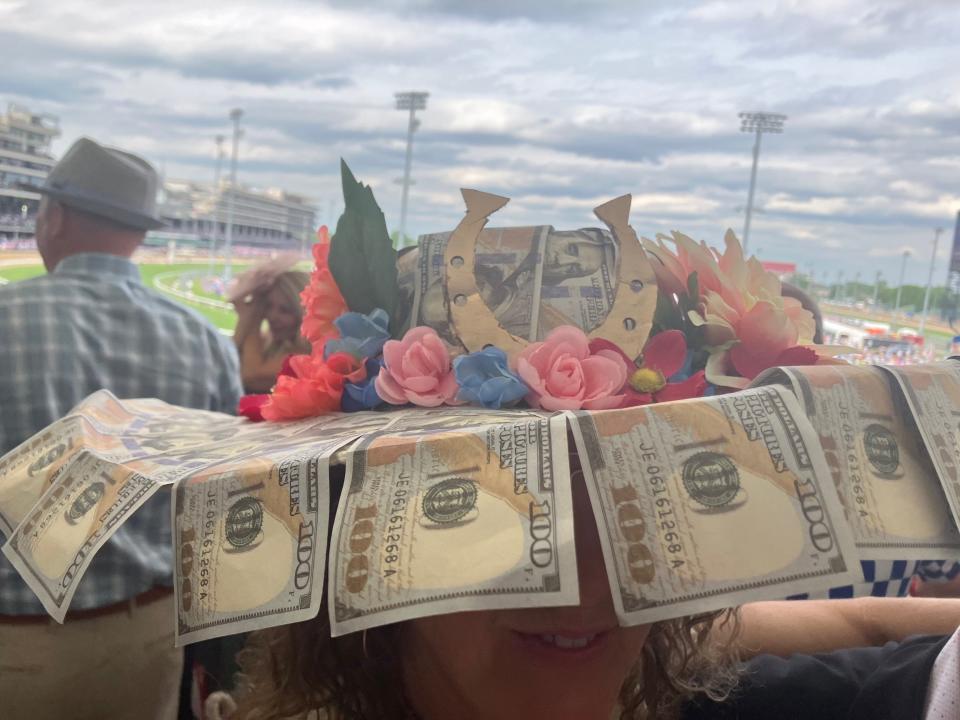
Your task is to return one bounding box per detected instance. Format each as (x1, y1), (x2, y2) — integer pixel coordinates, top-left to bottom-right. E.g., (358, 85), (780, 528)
(704, 301), (825, 388)
(643, 231), (725, 298)
(644, 229), (819, 389)
(730, 343), (819, 380)
(375, 327), (461, 407)
(516, 326), (628, 411)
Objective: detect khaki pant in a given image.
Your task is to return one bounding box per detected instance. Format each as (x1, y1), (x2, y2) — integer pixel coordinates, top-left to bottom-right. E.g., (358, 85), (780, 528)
(0, 593), (183, 720)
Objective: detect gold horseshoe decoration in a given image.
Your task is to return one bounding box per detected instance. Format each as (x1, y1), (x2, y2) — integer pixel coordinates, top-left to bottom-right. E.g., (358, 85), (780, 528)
(445, 189), (530, 357)
(590, 194), (658, 359)
(446, 190), (658, 361)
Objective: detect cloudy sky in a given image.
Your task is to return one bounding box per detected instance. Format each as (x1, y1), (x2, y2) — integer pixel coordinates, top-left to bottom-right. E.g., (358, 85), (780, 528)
(3, 0), (959, 284)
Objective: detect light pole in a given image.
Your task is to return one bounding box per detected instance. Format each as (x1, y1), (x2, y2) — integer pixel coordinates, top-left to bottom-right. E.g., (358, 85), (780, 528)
(739, 111), (786, 257)
(894, 250), (911, 316)
(919, 228), (945, 336)
(223, 108), (243, 285)
(209, 134), (225, 270)
(395, 91), (429, 246)
(872, 270), (882, 307)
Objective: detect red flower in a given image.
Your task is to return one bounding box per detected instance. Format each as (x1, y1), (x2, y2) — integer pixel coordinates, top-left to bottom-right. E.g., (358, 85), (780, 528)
(729, 343), (819, 381)
(238, 394), (270, 422)
(237, 355), (305, 422)
(300, 233), (348, 347)
(590, 331), (707, 407)
(278, 354), (298, 378)
(261, 351), (366, 421)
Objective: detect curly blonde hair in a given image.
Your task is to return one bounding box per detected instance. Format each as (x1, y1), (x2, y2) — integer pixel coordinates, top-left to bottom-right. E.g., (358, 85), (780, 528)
(231, 605), (740, 720)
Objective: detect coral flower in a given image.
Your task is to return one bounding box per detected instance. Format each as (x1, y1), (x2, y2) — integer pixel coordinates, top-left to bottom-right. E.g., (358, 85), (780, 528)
(300, 232), (349, 346)
(261, 351), (365, 421)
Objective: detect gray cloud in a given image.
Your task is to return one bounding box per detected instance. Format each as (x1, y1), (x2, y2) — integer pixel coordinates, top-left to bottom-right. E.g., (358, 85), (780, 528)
(323, 0), (681, 22)
(2, 0), (958, 285)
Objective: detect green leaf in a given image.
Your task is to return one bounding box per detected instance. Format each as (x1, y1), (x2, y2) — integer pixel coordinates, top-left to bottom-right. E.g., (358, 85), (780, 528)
(328, 159), (400, 324)
(678, 272), (705, 348)
(653, 288), (682, 333)
(686, 271), (700, 304)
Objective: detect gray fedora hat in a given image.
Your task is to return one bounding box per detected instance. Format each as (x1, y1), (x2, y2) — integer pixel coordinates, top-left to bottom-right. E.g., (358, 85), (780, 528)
(39, 137), (165, 230)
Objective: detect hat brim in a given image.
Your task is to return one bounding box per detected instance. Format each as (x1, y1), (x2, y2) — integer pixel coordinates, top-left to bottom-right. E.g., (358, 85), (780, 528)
(40, 186), (166, 231)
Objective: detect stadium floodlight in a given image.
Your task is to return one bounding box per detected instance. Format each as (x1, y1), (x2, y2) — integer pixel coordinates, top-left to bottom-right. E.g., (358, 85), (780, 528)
(395, 91), (429, 245)
(738, 111), (787, 256)
(919, 228), (945, 335)
(209, 135), (225, 270)
(223, 108), (244, 285)
(894, 249), (911, 316)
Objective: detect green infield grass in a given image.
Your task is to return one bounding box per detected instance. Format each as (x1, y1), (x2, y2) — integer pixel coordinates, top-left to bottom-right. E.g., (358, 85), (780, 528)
(0, 262), (247, 332)
(0, 265), (46, 283)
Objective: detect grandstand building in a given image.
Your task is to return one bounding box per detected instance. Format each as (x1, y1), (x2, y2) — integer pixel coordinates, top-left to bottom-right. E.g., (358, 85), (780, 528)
(0, 103), (60, 241)
(153, 180), (317, 253)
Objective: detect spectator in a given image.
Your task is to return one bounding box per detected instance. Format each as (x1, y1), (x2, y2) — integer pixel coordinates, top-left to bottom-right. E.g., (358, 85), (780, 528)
(230, 259), (310, 393)
(0, 137), (243, 720)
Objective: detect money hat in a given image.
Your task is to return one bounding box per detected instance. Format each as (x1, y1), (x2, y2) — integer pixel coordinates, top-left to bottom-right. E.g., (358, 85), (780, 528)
(240, 161), (829, 422)
(7, 159), (960, 649)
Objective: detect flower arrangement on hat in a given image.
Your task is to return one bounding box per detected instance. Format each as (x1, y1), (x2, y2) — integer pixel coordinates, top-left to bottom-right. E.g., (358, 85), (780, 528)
(239, 163), (837, 422)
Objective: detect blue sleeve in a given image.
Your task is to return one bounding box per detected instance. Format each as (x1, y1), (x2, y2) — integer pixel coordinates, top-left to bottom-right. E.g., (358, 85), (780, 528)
(212, 333), (244, 414)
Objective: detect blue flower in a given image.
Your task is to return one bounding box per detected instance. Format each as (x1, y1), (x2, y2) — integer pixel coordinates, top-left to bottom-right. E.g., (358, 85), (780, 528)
(453, 347), (528, 409)
(324, 308), (391, 360)
(341, 358), (384, 412)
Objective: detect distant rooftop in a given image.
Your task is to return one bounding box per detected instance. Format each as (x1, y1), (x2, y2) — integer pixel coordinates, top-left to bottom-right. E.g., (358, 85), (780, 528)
(2, 103), (61, 137)
(0, 102), (62, 221)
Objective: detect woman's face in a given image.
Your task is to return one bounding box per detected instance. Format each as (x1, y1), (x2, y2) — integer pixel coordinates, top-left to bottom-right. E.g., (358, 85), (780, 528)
(264, 285), (300, 340)
(402, 473), (651, 720)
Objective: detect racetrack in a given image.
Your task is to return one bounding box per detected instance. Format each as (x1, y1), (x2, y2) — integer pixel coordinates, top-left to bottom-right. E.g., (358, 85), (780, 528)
(0, 258), (248, 332)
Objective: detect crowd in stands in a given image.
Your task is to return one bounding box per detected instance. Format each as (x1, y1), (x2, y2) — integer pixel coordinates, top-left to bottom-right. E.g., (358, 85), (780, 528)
(0, 212), (33, 227)
(850, 345), (938, 365)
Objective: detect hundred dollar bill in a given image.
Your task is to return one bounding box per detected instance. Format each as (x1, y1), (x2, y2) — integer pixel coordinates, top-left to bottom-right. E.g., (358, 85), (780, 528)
(570, 385), (857, 625)
(3, 450), (161, 621)
(0, 391), (258, 534)
(395, 244), (419, 333)
(411, 227), (544, 345)
(882, 361), (960, 528)
(757, 365), (960, 559)
(0, 390), (156, 534)
(329, 415), (577, 636)
(326, 406), (551, 465)
(410, 226), (618, 345)
(3, 401), (394, 622)
(174, 411), (407, 644)
(0, 415), (120, 536)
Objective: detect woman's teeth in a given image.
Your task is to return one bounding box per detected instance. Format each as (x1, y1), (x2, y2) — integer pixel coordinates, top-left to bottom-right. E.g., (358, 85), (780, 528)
(538, 633), (597, 649)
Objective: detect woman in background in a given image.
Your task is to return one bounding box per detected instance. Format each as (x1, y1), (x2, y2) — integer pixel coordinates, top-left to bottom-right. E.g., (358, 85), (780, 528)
(231, 261), (311, 394)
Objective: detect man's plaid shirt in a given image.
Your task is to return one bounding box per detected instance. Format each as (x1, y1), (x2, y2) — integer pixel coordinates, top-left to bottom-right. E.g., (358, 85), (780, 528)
(0, 253), (243, 614)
